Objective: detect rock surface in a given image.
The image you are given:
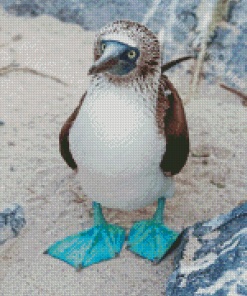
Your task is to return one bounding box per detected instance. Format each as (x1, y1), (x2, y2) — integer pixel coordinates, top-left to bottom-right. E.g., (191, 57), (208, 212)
(0, 0), (246, 92)
(0, 203), (26, 244)
(166, 202), (247, 296)
(0, 6), (246, 295)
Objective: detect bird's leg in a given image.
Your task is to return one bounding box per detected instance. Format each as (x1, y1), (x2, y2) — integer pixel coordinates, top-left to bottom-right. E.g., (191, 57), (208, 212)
(127, 197), (179, 263)
(44, 202), (125, 270)
(152, 196), (166, 224)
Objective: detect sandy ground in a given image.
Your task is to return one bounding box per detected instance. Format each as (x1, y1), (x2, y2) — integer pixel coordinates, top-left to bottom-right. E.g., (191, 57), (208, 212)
(0, 8), (246, 296)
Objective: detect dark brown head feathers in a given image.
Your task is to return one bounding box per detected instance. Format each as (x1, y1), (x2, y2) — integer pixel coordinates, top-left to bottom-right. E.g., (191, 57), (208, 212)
(93, 20), (161, 82)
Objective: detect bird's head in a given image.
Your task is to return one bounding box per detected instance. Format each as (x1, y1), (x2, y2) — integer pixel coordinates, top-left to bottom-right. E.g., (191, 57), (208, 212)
(88, 20), (161, 84)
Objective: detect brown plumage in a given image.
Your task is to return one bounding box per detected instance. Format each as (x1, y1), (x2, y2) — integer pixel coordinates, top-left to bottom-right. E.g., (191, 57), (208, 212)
(60, 77), (189, 176)
(158, 75), (189, 175)
(59, 20), (189, 196)
(45, 20), (191, 269)
(59, 93), (85, 170)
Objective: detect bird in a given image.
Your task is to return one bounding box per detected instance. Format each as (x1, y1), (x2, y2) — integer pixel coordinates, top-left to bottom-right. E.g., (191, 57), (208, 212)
(44, 20), (189, 270)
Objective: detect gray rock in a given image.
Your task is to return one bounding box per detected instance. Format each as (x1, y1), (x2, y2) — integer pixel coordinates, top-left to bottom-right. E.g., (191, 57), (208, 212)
(0, 0), (246, 89)
(166, 202), (247, 296)
(0, 203), (26, 245)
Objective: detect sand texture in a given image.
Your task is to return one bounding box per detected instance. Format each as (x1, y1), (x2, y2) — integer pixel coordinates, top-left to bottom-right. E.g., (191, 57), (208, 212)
(0, 8), (246, 296)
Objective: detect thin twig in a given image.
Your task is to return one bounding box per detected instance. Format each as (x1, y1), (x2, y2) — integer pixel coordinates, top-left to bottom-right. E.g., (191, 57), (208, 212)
(0, 65), (69, 86)
(220, 83), (247, 106)
(161, 56), (194, 73)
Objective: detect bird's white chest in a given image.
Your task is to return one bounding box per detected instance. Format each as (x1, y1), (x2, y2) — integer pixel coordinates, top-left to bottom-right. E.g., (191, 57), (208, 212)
(69, 84), (170, 210)
(70, 85), (164, 174)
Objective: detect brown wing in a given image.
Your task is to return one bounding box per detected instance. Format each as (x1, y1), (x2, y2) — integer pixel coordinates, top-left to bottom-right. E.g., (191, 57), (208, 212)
(59, 92), (86, 170)
(157, 75), (189, 176)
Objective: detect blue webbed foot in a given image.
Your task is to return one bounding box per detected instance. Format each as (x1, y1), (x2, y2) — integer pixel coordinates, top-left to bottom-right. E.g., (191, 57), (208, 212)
(44, 202), (125, 269)
(127, 197), (179, 263)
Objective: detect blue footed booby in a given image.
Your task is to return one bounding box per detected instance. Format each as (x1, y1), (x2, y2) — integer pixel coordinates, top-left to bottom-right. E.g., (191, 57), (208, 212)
(44, 20), (189, 269)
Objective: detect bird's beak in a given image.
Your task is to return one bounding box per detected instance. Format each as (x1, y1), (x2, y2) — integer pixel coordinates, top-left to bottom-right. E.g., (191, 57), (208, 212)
(88, 43), (126, 75)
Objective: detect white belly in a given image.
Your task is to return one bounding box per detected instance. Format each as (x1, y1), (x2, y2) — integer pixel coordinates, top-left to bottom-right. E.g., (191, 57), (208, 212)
(69, 84), (174, 211)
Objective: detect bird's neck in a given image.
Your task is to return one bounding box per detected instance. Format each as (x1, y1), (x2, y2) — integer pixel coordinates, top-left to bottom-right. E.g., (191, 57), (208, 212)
(89, 73), (160, 106)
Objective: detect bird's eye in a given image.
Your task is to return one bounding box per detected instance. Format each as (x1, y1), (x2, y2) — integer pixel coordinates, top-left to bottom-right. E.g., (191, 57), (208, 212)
(101, 43), (106, 52)
(127, 50), (136, 59)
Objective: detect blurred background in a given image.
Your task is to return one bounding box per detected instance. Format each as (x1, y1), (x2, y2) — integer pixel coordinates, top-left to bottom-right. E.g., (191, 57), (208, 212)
(0, 2), (246, 295)
(0, 0), (246, 93)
